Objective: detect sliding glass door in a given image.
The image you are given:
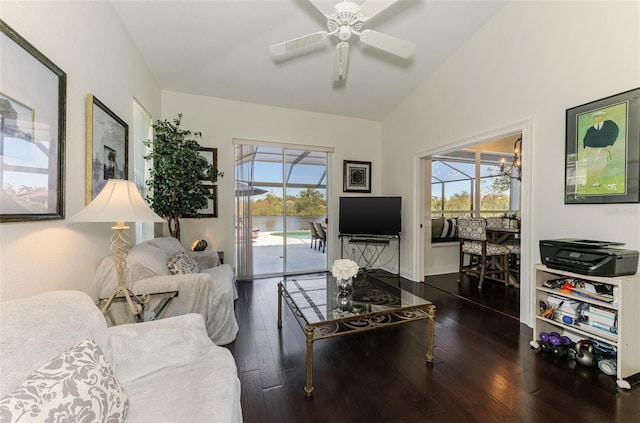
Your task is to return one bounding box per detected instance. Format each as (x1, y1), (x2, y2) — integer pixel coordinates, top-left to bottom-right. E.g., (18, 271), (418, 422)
(234, 141), (330, 280)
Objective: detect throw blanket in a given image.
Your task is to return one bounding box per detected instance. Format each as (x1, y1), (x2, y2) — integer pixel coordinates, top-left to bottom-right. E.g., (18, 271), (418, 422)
(95, 240), (238, 346)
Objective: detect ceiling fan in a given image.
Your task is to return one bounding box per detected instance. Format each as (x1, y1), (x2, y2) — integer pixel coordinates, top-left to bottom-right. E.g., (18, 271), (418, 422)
(270, 0), (416, 82)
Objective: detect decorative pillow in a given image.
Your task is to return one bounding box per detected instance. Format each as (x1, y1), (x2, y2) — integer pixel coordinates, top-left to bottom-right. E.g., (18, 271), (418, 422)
(431, 218), (458, 243)
(167, 251), (200, 274)
(0, 338), (128, 423)
(431, 218), (444, 239)
(440, 218), (457, 238)
(188, 251), (220, 269)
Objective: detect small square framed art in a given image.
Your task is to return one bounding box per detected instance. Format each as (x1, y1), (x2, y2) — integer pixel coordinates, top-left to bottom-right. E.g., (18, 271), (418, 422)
(343, 160), (371, 193)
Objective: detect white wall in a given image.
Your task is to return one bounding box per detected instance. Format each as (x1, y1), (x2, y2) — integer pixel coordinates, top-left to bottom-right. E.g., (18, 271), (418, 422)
(161, 91), (381, 268)
(0, 2), (161, 301)
(382, 1), (640, 324)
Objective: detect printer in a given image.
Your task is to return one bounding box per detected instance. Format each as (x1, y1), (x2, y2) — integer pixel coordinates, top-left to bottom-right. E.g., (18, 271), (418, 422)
(540, 239), (639, 277)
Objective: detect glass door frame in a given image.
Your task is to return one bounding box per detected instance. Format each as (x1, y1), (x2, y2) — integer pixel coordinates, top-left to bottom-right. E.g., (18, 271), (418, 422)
(234, 140), (332, 280)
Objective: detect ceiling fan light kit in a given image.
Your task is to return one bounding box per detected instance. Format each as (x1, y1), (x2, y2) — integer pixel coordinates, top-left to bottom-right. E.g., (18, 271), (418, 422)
(332, 42), (350, 81)
(270, 0), (415, 82)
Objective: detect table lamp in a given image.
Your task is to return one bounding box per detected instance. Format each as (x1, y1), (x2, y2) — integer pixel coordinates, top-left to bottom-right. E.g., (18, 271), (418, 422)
(69, 179), (164, 316)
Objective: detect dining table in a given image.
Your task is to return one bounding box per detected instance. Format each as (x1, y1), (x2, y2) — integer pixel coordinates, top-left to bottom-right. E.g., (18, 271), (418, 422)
(486, 226), (520, 244)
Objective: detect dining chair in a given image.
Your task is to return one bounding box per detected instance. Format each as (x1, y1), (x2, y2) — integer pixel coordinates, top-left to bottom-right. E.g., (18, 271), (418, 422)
(506, 242), (521, 286)
(457, 217), (512, 288)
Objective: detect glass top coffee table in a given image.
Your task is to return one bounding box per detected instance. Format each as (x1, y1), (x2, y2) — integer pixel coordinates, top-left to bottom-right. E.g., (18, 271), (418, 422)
(278, 273), (435, 398)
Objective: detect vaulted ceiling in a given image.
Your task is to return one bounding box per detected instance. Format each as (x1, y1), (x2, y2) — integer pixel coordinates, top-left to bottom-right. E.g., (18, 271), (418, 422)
(112, 0), (507, 121)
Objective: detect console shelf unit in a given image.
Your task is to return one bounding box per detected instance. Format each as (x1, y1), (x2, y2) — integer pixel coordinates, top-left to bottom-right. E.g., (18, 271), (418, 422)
(532, 264), (640, 389)
(339, 234), (400, 276)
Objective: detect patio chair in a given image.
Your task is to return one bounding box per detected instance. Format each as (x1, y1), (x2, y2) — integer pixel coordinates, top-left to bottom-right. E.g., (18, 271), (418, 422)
(309, 222), (320, 250)
(313, 222), (326, 253)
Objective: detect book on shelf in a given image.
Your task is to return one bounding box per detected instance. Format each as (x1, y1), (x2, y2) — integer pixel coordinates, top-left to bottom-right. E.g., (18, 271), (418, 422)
(587, 304), (616, 321)
(584, 310), (616, 327)
(587, 320), (617, 334)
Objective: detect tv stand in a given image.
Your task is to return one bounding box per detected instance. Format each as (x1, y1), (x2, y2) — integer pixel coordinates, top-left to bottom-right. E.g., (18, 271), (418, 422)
(339, 234), (400, 276)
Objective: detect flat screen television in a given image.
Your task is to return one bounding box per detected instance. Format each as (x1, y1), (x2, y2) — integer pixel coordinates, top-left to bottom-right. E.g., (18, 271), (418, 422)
(339, 196), (401, 236)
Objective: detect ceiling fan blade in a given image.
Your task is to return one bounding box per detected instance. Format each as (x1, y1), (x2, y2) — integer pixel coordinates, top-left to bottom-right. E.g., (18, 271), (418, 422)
(359, 0), (399, 20)
(308, 0), (337, 18)
(332, 42), (350, 82)
(359, 30), (415, 58)
(270, 31), (328, 55)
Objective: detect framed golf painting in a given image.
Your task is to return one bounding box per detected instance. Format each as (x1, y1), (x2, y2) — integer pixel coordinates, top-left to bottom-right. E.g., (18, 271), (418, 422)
(565, 88), (640, 204)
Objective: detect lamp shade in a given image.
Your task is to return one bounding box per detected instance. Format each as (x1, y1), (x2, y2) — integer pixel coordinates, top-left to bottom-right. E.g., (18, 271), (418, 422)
(69, 179), (164, 223)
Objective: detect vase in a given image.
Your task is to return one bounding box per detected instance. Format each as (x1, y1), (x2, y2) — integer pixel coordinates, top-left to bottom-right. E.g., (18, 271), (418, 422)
(336, 291), (353, 312)
(336, 277), (353, 291)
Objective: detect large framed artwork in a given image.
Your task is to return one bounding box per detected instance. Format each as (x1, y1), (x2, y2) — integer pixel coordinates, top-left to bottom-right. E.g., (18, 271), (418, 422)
(86, 94), (128, 203)
(0, 20), (66, 222)
(565, 88), (640, 204)
(343, 160), (371, 193)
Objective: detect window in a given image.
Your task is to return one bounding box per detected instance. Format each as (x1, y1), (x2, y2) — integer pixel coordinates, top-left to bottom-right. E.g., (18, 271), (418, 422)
(478, 151), (513, 216)
(132, 99), (154, 244)
(431, 149), (517, 219)
(431, 151), (475, 218)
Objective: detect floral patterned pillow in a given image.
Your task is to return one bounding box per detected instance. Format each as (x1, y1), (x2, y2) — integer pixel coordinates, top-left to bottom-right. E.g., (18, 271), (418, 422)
(0, 338), (128, 423)
(167, 251), (200, 274)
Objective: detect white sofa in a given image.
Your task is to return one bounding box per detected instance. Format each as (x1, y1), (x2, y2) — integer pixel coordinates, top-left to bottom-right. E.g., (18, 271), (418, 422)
(0, 290), (243, 422)
(96, 237), (238, 345)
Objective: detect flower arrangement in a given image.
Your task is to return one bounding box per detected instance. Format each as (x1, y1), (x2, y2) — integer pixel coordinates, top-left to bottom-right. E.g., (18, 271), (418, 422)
(331, 259), (359, 280)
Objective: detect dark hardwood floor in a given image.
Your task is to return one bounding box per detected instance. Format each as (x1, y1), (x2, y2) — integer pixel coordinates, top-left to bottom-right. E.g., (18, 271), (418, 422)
(424, 272), (520, 320)
(226, 271), (640, 423)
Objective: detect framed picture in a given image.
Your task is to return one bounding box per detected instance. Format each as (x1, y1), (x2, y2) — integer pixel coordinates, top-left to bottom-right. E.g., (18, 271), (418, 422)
(191, 147), (219, 217)
(343, 160), (371, 193)
(565, 88), (640, 204)
(196, 185), (218, 217)
(198, 147), (218, 182)
(0, 21), (66, 222)
(86, 94), (128, 203)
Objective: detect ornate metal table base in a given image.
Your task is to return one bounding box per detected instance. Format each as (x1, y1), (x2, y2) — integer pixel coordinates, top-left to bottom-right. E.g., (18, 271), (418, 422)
(277, 275), (436, 398)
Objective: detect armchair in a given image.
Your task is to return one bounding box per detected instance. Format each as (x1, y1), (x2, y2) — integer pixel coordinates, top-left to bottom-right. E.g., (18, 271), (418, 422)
(95, 237), (238, 345)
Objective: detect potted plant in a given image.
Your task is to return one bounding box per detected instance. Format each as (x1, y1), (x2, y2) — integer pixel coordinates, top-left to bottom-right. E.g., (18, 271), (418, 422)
(145, 114), (223, 240)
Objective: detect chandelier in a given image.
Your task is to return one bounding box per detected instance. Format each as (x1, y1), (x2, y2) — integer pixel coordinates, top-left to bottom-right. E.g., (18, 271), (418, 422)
(499, 137), (522, 180)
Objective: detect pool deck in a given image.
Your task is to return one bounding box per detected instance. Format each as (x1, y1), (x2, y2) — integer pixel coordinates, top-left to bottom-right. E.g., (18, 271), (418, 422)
(251, 231), (327, 275)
